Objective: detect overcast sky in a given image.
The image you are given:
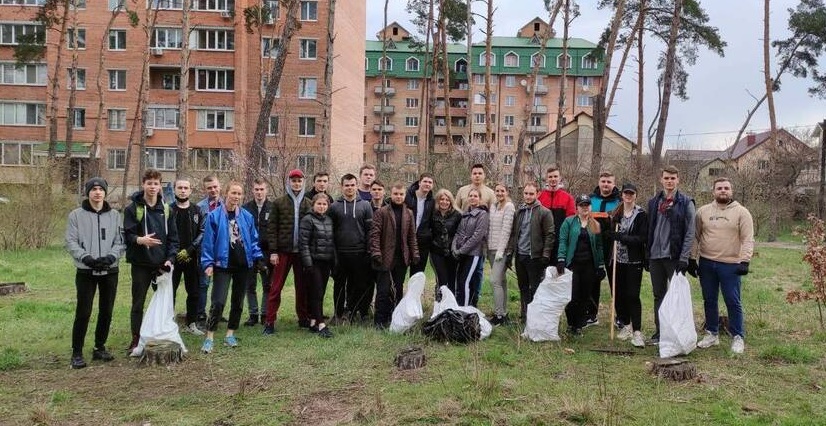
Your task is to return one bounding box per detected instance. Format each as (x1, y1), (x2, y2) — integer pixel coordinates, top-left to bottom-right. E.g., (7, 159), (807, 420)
(365, 0), (825, 151)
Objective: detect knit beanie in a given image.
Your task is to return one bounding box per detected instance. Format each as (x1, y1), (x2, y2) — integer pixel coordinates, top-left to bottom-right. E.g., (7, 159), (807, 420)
(85, 177), (108, 196)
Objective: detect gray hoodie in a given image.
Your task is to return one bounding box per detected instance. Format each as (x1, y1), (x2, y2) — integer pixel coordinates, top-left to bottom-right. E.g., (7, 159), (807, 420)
(65, 200), (125, 272)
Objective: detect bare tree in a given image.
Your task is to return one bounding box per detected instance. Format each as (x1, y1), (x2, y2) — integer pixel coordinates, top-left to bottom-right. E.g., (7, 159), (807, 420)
(553, 0), (576, 162)
(483, 0), (494, 150)
(591, 0), (625, 178)
(320, 0), (337, 171)
(176, 0), (192, 178)
(650, 0), (683, 173)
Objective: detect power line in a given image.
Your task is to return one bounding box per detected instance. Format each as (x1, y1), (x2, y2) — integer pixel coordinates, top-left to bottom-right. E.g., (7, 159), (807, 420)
(662, 123), (817, 138)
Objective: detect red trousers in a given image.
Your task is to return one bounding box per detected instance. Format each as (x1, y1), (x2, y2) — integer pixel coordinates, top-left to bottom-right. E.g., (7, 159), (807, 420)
(265, 252), (309, 326)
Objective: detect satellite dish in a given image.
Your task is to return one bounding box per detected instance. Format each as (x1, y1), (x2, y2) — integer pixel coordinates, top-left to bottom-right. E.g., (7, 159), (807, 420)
(520, 79), (527, 87)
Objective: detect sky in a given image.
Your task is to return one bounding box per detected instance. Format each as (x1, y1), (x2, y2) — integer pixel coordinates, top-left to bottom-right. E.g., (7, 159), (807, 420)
(364, 0), (825, 152)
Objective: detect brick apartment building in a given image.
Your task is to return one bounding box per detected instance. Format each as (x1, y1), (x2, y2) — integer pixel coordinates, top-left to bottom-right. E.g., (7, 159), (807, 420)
(0, 0), (365, 195)
(364, 18), (604, 186)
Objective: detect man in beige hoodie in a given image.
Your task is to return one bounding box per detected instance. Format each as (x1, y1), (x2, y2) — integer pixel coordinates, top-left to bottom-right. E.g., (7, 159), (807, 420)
(688, 177), (754, 354)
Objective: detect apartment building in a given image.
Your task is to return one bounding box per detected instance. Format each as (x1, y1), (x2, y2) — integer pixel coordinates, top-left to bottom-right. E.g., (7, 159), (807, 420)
(364, 18), (603, 186)
(0, 0), (365, 193)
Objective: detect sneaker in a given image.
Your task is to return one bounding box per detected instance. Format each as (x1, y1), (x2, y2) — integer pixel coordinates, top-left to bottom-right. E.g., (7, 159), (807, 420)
(186, 322), (205, 336)
(298, 318), (311, 329)
(243, 315), (258, 327)
(490, 315), (505, 326)
(648, 333), (660, 346)
(262, 325), (275, 335)
(201, 338), (213, 354)
(697, 331), (720, 348)
(614, 319), (625, 330)
(126, 334), (139, 354)
(317, 326), (333, 338)
(731, 335), (745, 354)
(92, 347), (114, 362)
(70, 354), (87, 369)
(617, 325), (633, 341)
(224, 335), (238, 348)
(631, 331), (645, 348)
(570, 328), (583, 337)
(584, 317), (599, 328)
(308, 324), (319, 333)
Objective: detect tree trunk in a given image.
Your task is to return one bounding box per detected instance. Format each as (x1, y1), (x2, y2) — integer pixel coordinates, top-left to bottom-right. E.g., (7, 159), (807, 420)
(764, 0), (779, 242)
(651, 0), (683, 173)
(636, 0), (645, 156)
(64, 7), (81, 187)
(554, 0), (571, 166)
(319, 0), (336, 171)
(47, 1), (72, 160)
(177, 0), (191, 179)
(422, 0), (435, 170)
(90, 10), (122, 179)
(465, 0), (473, 150)
(483, 0), (493, 151)
(819, 120), (826, 219)
(591, 0), (625, 179)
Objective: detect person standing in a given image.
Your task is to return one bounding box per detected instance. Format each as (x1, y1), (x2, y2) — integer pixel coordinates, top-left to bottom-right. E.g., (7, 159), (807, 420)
(170, 178), (205, 335)
(369, 180), (389, 211)
(66, 177), (125, 369)
(405, 173), (435, 276)
(537, 166), (575, 261)
(452, 188), (489, 307)
(369, 183), (419, 329)
(299, 194), (337, 338)
(605, 184), (648, 347)
(587, 171), (621, 327)
(263, 169), (313, 334)
(242, 178), (272, 326)
(196, 175), (223, 328)
(307, 171), (335, 205)
(430, 189), (461, 294)
(557, 194), (605, 336)
(647, 165), (695, 345)
(200, 182), (266, 353)
(456, 163), (495, 212)
(487, 183), (515, 324)
(123, 169), (178, 353)
(506, 182), (555, 322)
(358, 164), (377, 201)
(690, 178), (754, 354)
(328, 173), (373, 323)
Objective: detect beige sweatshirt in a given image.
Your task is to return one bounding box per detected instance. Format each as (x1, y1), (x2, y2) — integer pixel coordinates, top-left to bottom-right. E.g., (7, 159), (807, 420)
(692, 200), (754, 264)
(456, 184), (496, 212)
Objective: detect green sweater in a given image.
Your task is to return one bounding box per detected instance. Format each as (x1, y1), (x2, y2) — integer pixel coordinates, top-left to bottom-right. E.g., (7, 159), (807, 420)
(557, 215), (604, 269)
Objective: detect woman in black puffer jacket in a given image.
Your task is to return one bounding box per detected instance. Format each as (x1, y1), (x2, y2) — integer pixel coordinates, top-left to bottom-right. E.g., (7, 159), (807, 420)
(299, 194), (336, 338)
(430, 189), (461, 295)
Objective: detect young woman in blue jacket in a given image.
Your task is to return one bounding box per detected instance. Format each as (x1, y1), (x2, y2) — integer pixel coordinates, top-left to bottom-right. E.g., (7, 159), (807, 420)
(200, 182), (265, 353)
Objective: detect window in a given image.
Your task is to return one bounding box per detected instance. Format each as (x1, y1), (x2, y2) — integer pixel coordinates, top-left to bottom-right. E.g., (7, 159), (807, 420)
(108, 30), (126, 50)
(67, 68), (86, 90)
(579, 76), (595, 87)
(261, 75), (280, 96)
(72, 108), (86, 128)
(503, 52), (519, 67)
(196, 29), (234, 51)
(149, 0), (183, 9)
(0, 102), (45, 125)
(196, 69), (234, 91)
(267, 116), (279, 135)
(299, 39), (317, 59)
(298, 154), (316, 174)
(0, 62), (46, 85)
(108, 109), (126, 130)
(474, 113), (486, 124)
(405, 98), (418, 108)
(503, 115), (514, 126)
(405, 135), (418, 146)
(298, 77), (317, 99)
(192, 0), (233, 11)
(479, 52), (495, 66)
(300, 1), (317, 20)
(582, 54), (597, 69)
(576, 95), (593, 107)
(151, 28), (183, 49)
(406, 57), (420, 72)
(405, 116), (419, 127)
(504, 135), (514, 146)
(262, 37), (280, 58)
(108, 0), (125, 9)
(67, 28), (86, 49)
(190, 148), (232, 171)
(264, 0), (279, 22)
(455, 59), (467, 73)
(708, 167), (723, 176)
(196, 109), (234, 130)
(556, 53), (571, 69)
(473, 74), (484, 85)
(531, 53), (545, 68)
(1, 0), (46, 4)
(405, 172), (418, 183)
(530, 115), (542, 126)
(147, 107), (180, 129)
(145, 148), (176, 171)
(474, 93), (486, 104)
(504, 173), (513, 187)
(505, 95), (515, 107)
(298, 116), (316, 136)
(0, 23), (44, 46)
(758, 160), (769, 170)
(106, 148), (126, 170)
(503, 154), (514, 165)
(407, 79), (419, 90)
(70, 0), (86, 8)
(162, 73), (180, 90)
(0, 142), (34, 166)
(108, 70), (126, 91)
(404, 154), (417, 165)
(505, 75), (516, 87)
(378, 56), (393, 71)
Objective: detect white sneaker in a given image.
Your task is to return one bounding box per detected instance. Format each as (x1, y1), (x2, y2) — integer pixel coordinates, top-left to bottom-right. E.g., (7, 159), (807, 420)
(631, 331), (645, 348)
(731, 335), (745, 354)
(617, 325), (633, 341)
(186, 322), (205, 336)
(697, 331), (719, 348)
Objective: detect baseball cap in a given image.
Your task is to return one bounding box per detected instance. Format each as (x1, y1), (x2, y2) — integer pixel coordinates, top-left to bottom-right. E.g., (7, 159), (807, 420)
(575, 194), (591, 206)
(621, 183), (637, 194)
(288, 169), (304, 179)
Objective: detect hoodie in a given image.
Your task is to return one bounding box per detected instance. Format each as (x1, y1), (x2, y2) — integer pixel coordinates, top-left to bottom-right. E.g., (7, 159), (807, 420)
(123, 191), (179, 267)
(692, 200), (754, 264)
(65, 200), (125, 272)
(328, 196), (373, 254)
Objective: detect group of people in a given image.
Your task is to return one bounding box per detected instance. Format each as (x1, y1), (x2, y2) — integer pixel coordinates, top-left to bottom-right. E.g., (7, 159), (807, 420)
(65, 161), (754, 369)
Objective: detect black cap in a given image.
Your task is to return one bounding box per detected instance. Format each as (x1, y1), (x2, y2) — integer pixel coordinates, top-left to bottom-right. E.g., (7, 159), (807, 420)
(575, 194), (591, 206)
(621, 183), (637, 194)
(84, 177), (108, 196)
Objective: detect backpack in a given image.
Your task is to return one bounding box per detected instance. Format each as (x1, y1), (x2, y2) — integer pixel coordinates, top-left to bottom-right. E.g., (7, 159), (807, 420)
(134, 202), (170, 235)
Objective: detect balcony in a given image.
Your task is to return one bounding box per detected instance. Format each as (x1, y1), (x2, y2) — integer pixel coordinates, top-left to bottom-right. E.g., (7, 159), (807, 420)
(374, 86), (396, 96)
(373, 143), (395, 153)
(378, 161), (394, 170)
(533, 85), (549, 95)
(532, 104), (548, 114)
(373, 124), (395, 133)
(527, 125), (548, 134)
(472, 123), (489, 133)
(373, 105), (395, 115)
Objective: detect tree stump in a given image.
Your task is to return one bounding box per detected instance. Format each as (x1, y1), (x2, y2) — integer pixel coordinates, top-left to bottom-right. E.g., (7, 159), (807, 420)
(0, 282), (26, 296)
(394, 346), (426, 370)
(649, 358), (697, 381)
(138, 340), (184, 366)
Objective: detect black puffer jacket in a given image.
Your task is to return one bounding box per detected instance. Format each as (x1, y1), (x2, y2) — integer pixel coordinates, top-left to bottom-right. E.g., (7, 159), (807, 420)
(267, 190), (312, 253)
(404, 182), (435, 243)
(243, 199), (272, 254)
(124, 191), (178, 267)
(299, 212), (336, 267)
(431, 208), (461, 257)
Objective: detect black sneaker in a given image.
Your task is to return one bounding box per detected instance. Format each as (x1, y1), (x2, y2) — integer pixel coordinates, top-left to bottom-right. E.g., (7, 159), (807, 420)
(648, 333), (660, 346)
(71, 354), (87, 369)
(584, 317), (599, 328)
(317, 327), (333, 338)
(262, 325), (275, 335)
(570, 328), (583, 337)
(243, 315), (259, 327)
(308, 324), (319, 333)
(92, 347), (114, 362)
(298, 318), (311, 328)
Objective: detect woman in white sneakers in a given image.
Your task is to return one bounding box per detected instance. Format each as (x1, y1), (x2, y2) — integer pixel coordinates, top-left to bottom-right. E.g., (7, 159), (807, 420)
(487, 183), (515, 325)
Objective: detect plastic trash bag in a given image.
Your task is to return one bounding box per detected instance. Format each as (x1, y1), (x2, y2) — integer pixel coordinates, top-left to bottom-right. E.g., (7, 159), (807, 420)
(430, 286), (492, 339)
(131, 271), (187, 357)
(422, 309), (481, 342)
(522, 266), (572, 342)
(390, 272), (426, 333)
(658, 272), (697, 358)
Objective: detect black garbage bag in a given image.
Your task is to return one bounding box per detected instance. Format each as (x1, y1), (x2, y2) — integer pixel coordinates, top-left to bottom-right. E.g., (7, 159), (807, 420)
(422, 309), (481, 343)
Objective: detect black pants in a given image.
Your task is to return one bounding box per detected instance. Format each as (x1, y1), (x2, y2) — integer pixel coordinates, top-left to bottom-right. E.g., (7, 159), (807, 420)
(430, 250), (457, 294)
(208, 268), (249, 332)
(333, 251), (371, 319)
(566, 261), (597, 330)
(172, 260), (200, 324)
(307, 260), (332, 323)
(588, 244), (613, 320)
(374, 262), (407, 326)
(72, 270), (118, 354)
(515, 255), (546, 319)
(409, 239), (431, 276)
(245, 265), (271, 317)
(649, 258), (677, 337)
(455, 254), (482, 307)
(612, 262), (643, 331)
(130, 266), (158, 336)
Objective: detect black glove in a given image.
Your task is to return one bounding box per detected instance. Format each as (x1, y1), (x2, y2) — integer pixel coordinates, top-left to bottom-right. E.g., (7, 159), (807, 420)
(595, 267), (606, 281)
(412, 257), (421, 266)
(676, 260), (689, 274)
(642, 260), (649, 271)
(505, 254), (513, 270)
(104, 255), (117, 265)
(255, 258), (269, 274)
(539, 257), (551, 267)
(92, 257), (109, 270)
(687, 259), (699, 278)
(735, 262), (749, 276)
(302, 264), (313, 274)
(556, 261), (566, 275)
(81, 255), (96, 268)
(371, 255), (384, 271)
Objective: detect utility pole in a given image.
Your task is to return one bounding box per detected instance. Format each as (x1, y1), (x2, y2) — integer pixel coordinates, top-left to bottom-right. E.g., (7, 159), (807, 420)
(819, 119), (826, 219)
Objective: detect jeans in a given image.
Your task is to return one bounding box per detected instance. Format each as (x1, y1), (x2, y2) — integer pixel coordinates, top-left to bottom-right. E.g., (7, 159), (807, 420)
(566, 261), (596, 330)
(374, 262), (407, 326)
(245, 265), (271, 317)
(699, 258), (744, 338)
(72, 271), (118, 354)
(172, 260), (200, 324)
(487, 250), (509, 316)
(430, 250), (457, 295)
(198, 269), (209, 321)
(649, 258), (677, 337)
(515, 255), (546, 320)
(208, 268), (249, 332)
(455, 254), (482, 307)
(265, 252), (308, 326)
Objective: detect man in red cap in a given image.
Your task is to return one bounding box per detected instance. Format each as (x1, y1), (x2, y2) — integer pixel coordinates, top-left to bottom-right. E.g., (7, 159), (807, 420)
(263, 169), (312, 334)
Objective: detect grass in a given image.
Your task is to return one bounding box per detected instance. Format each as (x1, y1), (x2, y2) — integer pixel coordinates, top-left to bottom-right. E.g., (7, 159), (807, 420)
(0, 244), (824, 425)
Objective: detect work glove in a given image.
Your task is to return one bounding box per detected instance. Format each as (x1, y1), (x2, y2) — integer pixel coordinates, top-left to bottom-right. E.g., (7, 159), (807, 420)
(176, 249), (191, 264)
(104, 255), (117, 266)
(494, 250), (504, 262)
(255, 258), (269, 274)
(92, 257), (111, 270)
(687, 259), (699, 278)
(555, 261), (566, 275)
(735, 262), (750, 276)
(451, 249), (460, 259)
(595, 267), (606, 281)
(81, 255), (96, 268)
(676, 260), (689, 274)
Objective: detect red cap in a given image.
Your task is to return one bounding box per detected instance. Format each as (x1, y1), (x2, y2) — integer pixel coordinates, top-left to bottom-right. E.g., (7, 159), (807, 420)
(288, 169), (304, 179)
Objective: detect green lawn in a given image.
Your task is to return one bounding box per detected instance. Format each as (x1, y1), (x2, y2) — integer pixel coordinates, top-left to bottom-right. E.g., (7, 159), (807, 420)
(0, 245), (824, 425)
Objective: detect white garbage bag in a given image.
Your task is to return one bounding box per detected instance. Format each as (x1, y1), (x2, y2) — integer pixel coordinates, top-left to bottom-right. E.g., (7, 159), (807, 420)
(522, 266), (572, 342)
(658, 272), (697, 358)
(131, 271), (187, 357)
(390, 272), (426, 333)
(431, 286), (492, 339)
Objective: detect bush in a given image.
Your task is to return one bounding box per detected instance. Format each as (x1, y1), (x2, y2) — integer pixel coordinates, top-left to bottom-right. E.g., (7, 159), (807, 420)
(0, 167), (75, 250)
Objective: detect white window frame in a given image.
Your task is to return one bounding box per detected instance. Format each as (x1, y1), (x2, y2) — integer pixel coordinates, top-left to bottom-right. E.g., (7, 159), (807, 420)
(505, 96), (516, 107)
(298, 77), (317, 99)
(404, 154), (417, 165)
(378, 56), (393, 71)
(264, 0), (279, 22)
(503, 51), (519, 68)
(262, 37), (280, 58)
(190, 148), (232, 171)
(0, 102), (45, 125)
(503, 115), (514, 126)
(195, 68), (234, 91)
(556, 53), (571, 69)
(297, 154), (316, 174)
(405, 98), (418, 108)
(0, 23), (43, 46)
(505, 75), (516, 87)
(405, 116), (419, 127)
(454, 58), (467, 73)
(0, 142), (35, 166)
(405, 57), (420, 72)
(581, 54), (597, 69)
(151, 27), (183, 49)
(531, 52), (546, 68)
(298, 38), (317, 59)
(108, 108), (126, 130)
(108, 29), (126, 50)
(67, 68), (86, 90)
(0, 62), (46, 85)
(405, 135), (418, 146)
(146, 107), (180, 129)
(196, 28), (235, 51)
(576, 94), (594, 107)
(478, 52), (495, 67)
(67, 28), (86, 49)
(300, 0), (317, 21)
(503, 154), (514, 165)
(145, 148), (176, 171)
(406, 79), (419, 90)
(148, 0), (183, 9)
(191, 0), (232, 11)
(267, 116), (279, 135)
(108, 69), (126, 91)
(196, 109), (234, 131)
(162, 73), (181, 90)
(504, 135), (514, 146)
(72, 108), (86, 129)
(106, 148), (126, 170)
(298, 116), (316, 137)
(1, 0), (46, 5)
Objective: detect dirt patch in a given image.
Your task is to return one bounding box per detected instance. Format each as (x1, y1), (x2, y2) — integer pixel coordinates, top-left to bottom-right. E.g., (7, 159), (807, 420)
(756, 241), (804, 250)
(290, 385), (364, 426)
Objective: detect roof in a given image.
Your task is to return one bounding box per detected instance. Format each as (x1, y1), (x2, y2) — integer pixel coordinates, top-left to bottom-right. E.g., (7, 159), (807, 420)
(664, 149), (727, 162)
(365, 40), (467, 54)
(474, 37), (597, 49)
(727, 128), (807, 159)
(531, 112), (635, 151)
